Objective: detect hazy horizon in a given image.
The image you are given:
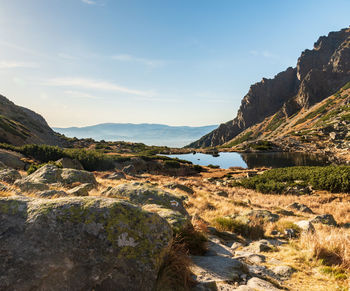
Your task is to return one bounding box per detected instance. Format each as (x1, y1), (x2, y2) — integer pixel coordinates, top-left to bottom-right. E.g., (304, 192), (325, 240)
(0, 0), (349, 128)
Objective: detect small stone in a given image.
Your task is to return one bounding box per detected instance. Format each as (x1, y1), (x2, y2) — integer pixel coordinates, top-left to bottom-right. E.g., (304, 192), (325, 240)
(295, 220), (315, 233)
(311, 214), (337, 226)
(272, 265), (296, 279)
(247, 277), (282, 291)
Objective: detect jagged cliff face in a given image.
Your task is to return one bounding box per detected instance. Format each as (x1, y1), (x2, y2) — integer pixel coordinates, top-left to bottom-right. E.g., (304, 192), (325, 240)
(0, 94), (66, 146)
(188, 27), (350, 148)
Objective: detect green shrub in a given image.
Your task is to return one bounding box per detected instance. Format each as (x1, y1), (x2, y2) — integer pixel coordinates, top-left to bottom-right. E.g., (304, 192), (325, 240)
(207, 164), (220, 169)
(235, 166), (350, 194)
(164, 160), (181, 168)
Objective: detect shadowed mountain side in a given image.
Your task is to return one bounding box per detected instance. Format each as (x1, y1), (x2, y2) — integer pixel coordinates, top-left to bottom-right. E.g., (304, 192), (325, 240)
(189, 27), (350, 148)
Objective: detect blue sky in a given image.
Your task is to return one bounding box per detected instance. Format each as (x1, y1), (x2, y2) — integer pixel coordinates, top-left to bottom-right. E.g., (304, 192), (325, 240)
(0, 0), (349, 127)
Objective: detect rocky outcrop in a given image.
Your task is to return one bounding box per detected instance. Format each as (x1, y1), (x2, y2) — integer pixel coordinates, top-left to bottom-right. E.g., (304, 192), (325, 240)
(0, 196), (172, 291)
(0, 149), (26, 169)
(0, 94), (66, 146)
(189, 27), (350, 148)
(15, 164), (97, 189)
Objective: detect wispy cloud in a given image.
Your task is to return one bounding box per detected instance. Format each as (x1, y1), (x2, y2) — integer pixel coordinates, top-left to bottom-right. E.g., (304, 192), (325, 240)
(0, 60), (38, 69)
(64, 90), (98, 99)
(112, 54), (166, 67)
(81, 0), (96, 4)
(249, 50), (279, 59)
(46, 77), (153, 97)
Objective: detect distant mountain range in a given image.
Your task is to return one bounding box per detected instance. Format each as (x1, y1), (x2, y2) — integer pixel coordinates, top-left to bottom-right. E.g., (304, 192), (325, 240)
(53, 123), (218, 147)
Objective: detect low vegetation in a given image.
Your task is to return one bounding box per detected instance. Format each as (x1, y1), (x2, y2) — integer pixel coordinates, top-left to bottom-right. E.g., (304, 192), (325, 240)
(213, 216), (265, 240)
(234, 166), (350, 193)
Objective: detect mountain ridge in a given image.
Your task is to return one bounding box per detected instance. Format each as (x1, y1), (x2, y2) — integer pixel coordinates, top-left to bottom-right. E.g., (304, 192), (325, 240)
(54, 123), (218, 147)
(188, 27), (350, 148)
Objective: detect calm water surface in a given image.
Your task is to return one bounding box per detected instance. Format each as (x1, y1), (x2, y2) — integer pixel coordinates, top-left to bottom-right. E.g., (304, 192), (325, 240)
(162, 152), (329, 169)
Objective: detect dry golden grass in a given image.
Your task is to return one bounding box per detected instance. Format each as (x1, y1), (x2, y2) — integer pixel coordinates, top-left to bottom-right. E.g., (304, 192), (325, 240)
(300, 225), (350, 270)
(155, 239), (194, 291)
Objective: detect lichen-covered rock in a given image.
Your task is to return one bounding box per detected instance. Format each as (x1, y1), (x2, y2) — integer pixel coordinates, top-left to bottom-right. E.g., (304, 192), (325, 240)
(311, 214), (337, 226)
(35, 189), (68, 198)
(142, 204), (190, 233)
(234, 209), (279, 223)
(56, 157), (83, 170)
(0, 196), (172, 291)
(101, 183), (188, 216)
(14, 179), (49, 192)
(67, 183), (94, 196)
(60, 168), (97, 185)
(16, 164), (97, 189)
(0, 168), (21, 184)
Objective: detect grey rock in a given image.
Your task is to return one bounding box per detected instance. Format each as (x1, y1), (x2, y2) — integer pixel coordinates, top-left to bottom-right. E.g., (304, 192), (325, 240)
(206, 237), (234, 257)
(238, 209), (279, 223)
(60, 168), (97, 185)
(191, 255), (245, 283)
(35, 189), (68, 198)
(19, 164), (97, 187)
(106, 171), (126, 180)
(287, 202), (313, 214)
(67, 183), (94, 197)
(123, 164), (136, 175)
(272, 265), (296, 279)
(246, 277), (282, 291)
(311, 214), (337, 226)
(56, 157), (83, 170)
(14, 180), (49, 192)
(0, 149), (26, 169)
(295, 220), (315, 233)
(0, 196), (172, 291)
(142, 204), (190, 233)
(101, 183), (188, 216)
(0, 168), (21, 184)
(244, 241), (272, 253)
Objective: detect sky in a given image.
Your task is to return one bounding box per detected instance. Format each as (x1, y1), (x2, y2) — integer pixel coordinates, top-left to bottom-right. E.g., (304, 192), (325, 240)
(0, 0), (349, 128)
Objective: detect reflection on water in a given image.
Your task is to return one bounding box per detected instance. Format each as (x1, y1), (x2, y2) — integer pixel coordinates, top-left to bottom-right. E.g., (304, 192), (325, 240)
(162, 151), (329, 169)
(240, 152), (329, 168)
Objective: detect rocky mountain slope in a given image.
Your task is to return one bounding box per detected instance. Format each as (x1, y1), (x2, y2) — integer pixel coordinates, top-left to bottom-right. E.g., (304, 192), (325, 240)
(223, 83), (350, 163)
(189, 27), (350, 148)
(0, 94), (66, 146)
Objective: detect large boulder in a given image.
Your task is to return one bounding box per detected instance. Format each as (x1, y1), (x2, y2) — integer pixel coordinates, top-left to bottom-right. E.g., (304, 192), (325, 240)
(0, 149), (26, 169)
(142, 204), (189, 233)
(56, 157), (83, 170)
(101, 183), (188, 216)
(0, 168), (21, 184)
(0, 196), (172, 291)
(16, 164), (97, 189)
(61, 168), (97, 185)
(14, 180), (49, 192)
(67, 183), (94, 197)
